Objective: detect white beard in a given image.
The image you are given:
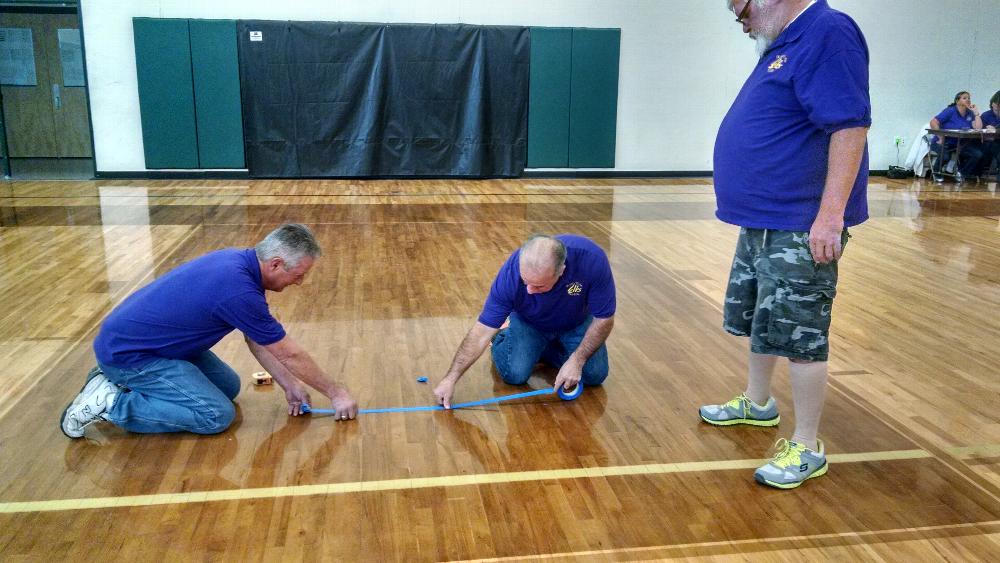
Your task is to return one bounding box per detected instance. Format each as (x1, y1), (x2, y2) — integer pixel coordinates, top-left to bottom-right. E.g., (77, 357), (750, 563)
(751, 0), (781, 56)
(755, 34), (773, 56)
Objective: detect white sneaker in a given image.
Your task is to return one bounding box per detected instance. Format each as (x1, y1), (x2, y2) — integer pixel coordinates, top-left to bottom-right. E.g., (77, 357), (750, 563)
(60, 371), (119, 438)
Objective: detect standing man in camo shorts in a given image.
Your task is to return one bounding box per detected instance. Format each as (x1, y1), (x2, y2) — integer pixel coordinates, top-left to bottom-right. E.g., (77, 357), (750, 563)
(700, 0), (871, 489)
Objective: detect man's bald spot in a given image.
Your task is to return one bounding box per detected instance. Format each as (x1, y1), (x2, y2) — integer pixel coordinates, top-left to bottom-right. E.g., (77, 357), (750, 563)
(519, 235), (566, 277)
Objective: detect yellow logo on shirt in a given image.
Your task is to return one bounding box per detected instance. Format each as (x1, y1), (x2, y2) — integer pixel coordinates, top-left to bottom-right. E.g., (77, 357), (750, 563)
(768, 54), (788, 72)
(567, 282), (583, 296)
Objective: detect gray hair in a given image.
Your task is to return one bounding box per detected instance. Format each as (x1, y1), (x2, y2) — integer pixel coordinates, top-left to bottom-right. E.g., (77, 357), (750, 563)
(255, 223), (321, 268)
(519, 234), (567, 275)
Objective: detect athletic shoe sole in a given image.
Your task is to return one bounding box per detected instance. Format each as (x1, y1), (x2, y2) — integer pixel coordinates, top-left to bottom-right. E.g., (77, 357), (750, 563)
(754, 461), (828, 489)
(699, 413), (780, 427)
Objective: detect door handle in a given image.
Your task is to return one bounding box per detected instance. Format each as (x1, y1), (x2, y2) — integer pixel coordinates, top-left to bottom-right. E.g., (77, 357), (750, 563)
(52, 84), (61, 110)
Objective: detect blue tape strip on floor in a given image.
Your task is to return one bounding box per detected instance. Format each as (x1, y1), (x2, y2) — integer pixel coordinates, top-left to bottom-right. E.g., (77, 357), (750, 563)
(302, 384), (583, 416)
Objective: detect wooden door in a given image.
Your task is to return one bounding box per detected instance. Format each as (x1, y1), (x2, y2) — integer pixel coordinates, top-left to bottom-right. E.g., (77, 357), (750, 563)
(0, 12), (91, 158)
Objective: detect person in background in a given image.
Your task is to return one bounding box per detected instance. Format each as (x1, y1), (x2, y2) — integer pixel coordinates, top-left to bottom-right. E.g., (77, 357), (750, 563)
(976, 90), (1000, 180)
(930, 91), (984, 181)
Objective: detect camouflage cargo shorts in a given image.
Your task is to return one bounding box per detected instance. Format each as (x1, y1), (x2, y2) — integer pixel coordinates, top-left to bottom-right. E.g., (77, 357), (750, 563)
(723, 228), (850, 362)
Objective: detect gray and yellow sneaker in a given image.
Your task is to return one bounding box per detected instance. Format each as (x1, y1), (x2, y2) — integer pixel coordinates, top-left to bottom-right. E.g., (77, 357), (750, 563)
(699, 393), (779, 426)
(754, 438), (828, 489)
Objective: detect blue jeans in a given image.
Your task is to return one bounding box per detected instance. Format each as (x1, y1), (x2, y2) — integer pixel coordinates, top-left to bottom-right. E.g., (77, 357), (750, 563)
(98, 351), (241, 434)
(490, 314), (609, 386)
(931, 141), (984, 177)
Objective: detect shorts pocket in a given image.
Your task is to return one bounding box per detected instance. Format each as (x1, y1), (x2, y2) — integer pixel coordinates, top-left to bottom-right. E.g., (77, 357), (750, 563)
(766, 279), (837, 355)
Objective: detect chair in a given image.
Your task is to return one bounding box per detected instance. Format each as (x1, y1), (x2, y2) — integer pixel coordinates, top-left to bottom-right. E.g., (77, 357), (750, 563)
(923, 133), (958, 183)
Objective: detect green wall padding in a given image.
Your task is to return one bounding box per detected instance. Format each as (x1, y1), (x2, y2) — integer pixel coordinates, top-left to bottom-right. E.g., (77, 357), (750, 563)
(527, 27), (572, 168)
(133, 18), (199, 169)
(568, 28), (620, 168)
(189, 19), (245, 169)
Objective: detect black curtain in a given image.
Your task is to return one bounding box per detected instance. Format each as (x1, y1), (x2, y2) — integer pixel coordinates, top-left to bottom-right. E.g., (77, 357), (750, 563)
(236, 21), (529, 177)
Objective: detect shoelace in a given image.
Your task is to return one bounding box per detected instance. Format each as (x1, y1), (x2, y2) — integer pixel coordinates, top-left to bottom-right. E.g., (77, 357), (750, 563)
(724, 393), (752, 418)
(768, 438), (804, 468)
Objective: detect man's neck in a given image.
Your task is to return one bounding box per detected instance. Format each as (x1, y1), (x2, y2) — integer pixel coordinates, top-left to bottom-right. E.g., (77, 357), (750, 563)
(779, 0), (815, 32)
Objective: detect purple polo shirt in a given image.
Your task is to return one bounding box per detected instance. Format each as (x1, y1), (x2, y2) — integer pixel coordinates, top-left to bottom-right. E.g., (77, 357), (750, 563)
(714, 0), (871, 231)
(479, 235), (616, 333)
(934, 105), (978, 146)
(980, 109), (999, 128)
(94, 248), (286, 369)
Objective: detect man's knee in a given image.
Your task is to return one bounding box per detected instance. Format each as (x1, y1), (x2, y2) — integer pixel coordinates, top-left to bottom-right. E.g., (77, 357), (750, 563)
(194, 399), (235, 434)
(580, 360), (609, 386)
(217, 376), (241, 401)
(497, 357), (534, 385)
(580, 347), (609, 386)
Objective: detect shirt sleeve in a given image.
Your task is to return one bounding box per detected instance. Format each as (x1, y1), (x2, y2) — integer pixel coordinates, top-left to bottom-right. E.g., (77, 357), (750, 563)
(586, 252), (616, 319)
(214, 292), (286, 346)
(477, 253), (518, 328)
(794, 26), (871, 134)
(934, 107), (952, 125)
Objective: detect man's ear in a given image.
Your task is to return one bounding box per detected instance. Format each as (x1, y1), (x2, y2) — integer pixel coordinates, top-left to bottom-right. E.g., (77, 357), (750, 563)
(267, 257), (285, 272)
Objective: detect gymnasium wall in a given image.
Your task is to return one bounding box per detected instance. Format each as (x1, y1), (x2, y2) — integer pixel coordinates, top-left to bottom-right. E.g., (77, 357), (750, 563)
(81, 0), (1000, 174)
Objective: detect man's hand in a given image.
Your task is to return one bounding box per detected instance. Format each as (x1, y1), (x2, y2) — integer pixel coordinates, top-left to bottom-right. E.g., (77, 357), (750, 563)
(809, 215), (844, 264)
(328, 385), (358, 421)
(434, 376), (457, 409)
(282, 379), (312, 416)
(553, 358), (583, 394)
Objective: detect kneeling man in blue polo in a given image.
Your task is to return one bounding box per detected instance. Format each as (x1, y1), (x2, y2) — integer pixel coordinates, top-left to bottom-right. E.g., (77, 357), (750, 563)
(433, 234), (615, 408)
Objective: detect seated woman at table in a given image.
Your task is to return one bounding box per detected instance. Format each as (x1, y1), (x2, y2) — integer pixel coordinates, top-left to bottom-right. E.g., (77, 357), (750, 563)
(930, 91), (984, 179)
(976, 90), (1000, 178)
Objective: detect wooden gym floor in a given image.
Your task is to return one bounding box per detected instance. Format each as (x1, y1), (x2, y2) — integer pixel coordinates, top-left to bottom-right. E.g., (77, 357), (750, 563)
(0, 177), (998, 561)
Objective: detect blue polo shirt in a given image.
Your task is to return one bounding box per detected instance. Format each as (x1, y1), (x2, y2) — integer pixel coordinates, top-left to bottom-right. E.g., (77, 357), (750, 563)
(933, 106), (978, 146)
(94, 248), (286, 369)
(479, 235), (616, 333)
(714, 0), (871, 231)
(981, 109), (999, 128)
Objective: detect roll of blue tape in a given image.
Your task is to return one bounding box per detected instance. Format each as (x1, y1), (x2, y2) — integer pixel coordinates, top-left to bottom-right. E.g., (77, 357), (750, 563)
(557, 383), (584, 401)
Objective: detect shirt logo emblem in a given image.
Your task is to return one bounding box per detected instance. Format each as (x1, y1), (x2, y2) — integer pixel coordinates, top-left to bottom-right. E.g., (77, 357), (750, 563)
(567, 282), (583, 296)
(767, 54), (788, 73)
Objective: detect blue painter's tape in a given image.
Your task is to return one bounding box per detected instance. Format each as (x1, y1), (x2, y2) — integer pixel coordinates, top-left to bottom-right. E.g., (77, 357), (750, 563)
(300, 384), (584, 417)
(557, 383), (584, 401)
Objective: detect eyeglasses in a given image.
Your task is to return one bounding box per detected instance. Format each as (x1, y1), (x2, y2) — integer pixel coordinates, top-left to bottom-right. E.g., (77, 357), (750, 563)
(734, 1), (752, 24)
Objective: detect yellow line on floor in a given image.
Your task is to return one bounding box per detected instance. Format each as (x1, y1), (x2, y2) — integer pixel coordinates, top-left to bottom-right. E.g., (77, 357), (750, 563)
(458, 521), (1000, 562)
(948, 444), (1000, 457)
(0, 448), (936, 515)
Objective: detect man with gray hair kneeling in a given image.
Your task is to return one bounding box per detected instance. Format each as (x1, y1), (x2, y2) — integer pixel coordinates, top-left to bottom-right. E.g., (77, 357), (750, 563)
(434, 234), (616, 408)
(61, 223), (358, 438)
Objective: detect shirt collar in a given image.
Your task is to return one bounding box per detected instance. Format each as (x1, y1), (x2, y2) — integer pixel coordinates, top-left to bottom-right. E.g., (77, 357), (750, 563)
(763, 0), (825, 55)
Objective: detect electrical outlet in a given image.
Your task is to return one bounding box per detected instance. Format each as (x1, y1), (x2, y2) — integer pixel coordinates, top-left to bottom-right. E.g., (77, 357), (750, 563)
(893, 135), (905, 146)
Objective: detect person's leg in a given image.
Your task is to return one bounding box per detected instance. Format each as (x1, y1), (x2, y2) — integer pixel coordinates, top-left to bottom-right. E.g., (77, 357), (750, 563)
(930, 141), (947, 176)
(982, 141), (1000, 180)
(101, 357), (236, 434)
(700, 228), (780, 426)
(750, 229), (844, 488)
(958, 143), (984, 178)
(745, 350), (778, 406)
(788, 359), (827, 451)
(489, 314), (551, 385)
(189, 351), (242, 401)
(550, 316), (610, 386)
